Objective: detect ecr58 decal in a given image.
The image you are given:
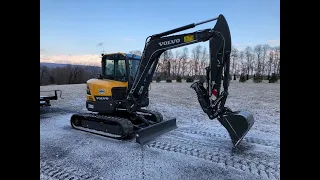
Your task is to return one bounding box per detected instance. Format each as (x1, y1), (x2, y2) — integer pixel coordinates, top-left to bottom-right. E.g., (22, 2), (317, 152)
(184, 35), (194, 42)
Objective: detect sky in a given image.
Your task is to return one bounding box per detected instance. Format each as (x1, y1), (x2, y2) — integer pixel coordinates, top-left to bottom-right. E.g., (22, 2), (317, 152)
(40, 0), (280, 64)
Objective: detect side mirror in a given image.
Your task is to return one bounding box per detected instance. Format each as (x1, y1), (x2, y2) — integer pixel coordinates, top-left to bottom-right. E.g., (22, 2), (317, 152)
(97, 74), (103, 79)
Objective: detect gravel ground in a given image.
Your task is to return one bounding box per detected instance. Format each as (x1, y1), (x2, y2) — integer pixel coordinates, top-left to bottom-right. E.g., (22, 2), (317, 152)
(40, 79), (280, 180)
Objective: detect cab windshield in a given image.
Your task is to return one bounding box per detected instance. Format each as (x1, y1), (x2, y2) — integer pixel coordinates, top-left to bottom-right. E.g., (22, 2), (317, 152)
(104, 59), (126, 77)
(102, 54), (140, 81)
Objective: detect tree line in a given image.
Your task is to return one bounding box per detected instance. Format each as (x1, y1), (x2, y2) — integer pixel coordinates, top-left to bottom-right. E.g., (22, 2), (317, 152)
(131, 44), (280, 82)
(40, 64), (100, 85)
(40, 44), (280, 86)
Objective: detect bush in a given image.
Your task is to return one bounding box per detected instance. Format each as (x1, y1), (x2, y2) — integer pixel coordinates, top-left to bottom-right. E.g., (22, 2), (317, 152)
(176, 76), (182, 83)
(199, 75), (206, 82)
(253, 74), (263, 83)
(166, 79), (172, 83)
(156, 76), (161, 82)
(239, 74), (247, 82)
(269, 73), (278, 83)
(186, 77), (194, 83)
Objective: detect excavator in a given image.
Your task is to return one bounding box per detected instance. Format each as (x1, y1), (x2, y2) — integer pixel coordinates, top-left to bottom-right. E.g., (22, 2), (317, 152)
(70, 14), (254, 147)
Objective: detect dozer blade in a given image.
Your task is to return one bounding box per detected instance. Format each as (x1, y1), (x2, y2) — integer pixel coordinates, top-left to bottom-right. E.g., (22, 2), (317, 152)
(218, 111), (254, 147)
(136, 118), (177, 144)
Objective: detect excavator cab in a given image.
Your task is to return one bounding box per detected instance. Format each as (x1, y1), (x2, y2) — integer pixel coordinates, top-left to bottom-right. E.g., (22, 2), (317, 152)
(101, 53), (140, 83)
(84, 53), (150, 114)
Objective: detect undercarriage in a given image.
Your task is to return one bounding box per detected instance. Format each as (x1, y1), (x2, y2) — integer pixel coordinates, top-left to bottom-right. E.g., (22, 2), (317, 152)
(70, 109), (177, 144)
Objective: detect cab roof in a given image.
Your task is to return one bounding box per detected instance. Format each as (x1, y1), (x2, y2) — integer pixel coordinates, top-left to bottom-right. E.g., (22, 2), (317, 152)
(102, 52), (141, 60)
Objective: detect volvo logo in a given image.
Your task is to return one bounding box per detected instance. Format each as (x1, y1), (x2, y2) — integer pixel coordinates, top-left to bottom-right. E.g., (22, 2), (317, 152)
(95, 96), (110, 101)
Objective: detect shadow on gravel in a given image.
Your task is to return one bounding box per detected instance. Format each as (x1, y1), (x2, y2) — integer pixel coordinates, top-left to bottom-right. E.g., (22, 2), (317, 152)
(40, 144), (71, 162)
(40, 107), (71, 119)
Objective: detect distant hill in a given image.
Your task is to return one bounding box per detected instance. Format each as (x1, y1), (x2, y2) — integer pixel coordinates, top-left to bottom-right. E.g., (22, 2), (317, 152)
(40, 62), (70, 68)
(40, 62), (100, 69)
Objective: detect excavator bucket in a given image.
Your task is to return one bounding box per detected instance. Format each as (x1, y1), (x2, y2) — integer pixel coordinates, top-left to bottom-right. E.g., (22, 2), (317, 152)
(135, 118), (177, 144)
(218, 111), (254, 147)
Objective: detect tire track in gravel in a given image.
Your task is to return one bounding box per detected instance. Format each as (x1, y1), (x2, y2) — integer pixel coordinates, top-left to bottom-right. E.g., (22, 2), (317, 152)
(145, 141), (280, 180)
(40, 161), (102, 180)
(162, 133), (279, 169)
(191, 122), (280, 135)
(176, 129), (280, 148)
(139, 146), (146, 180)
(165, 133), (279, 157)
(40, 173), (59, 180)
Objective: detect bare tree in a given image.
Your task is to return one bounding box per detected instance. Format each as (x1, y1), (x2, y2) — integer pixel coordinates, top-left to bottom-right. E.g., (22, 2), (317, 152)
(231, 46), (239, 75)
(171, 50), (181, 76)
(66, 65), (86, 84)
(40, 65), (50, 85)
(238, 51), (246, 75)
(159, 50), (173, 78)
(86, 65), (101, 79)
(254, 44), (263, 75)
(187, 58), (195, 76)
(275, 46), (280, 75)
(155, 60), (162, 74)
(262, 44), (270, 76)
(191, 45), (202, 76)
(244, 46), (254, 76)
(199, 47), (209, 76)
(175, 50), (183, 76)
(273, 46), (280, 74)
(267, 49), (274, 78)
(250, 53), (255, 76)
(180, 47), (189, 77)
(50, 65), (87, 85)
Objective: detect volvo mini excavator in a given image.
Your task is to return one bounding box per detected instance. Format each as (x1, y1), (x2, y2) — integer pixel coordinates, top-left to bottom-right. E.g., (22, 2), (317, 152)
(70, 14), (254, 147)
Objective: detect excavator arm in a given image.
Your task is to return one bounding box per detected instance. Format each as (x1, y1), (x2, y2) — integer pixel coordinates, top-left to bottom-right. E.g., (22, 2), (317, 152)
(127, 15), (230, 117)
(127, 14), (254, 147)
(128, 16), (223, 106)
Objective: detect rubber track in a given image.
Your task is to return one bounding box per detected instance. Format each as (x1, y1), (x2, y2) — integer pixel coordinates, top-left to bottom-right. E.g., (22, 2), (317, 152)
(40, 161), (101, 180)
(146, 141), (280, 180)
(138, 109), (164, 123)
(71, 113), (134, 139)
(149, 110), (164, 122)
(177, 129), (280, 148)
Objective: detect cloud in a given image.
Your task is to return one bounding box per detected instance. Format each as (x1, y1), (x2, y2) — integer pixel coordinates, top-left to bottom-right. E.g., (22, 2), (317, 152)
(40, 54), (101, 66)
(40, 48), (46, 53)
(267, 39), (280, 46)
